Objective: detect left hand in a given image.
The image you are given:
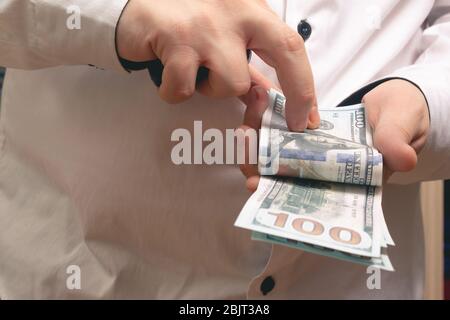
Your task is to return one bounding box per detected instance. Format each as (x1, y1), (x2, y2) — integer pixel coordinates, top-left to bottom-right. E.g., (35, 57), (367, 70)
(239, 79), (430, 192)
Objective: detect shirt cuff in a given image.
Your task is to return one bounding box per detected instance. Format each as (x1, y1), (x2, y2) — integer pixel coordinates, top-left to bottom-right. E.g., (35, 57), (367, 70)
(33, 0), (129, 73)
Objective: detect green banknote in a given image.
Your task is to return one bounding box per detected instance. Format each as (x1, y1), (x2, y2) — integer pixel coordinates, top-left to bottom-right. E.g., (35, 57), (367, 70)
(259, 90), (383, 186)
(235, 89), (394, 271)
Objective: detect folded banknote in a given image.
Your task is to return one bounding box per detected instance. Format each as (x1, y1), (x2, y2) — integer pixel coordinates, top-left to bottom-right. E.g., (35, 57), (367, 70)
(235, 89), (394, 271)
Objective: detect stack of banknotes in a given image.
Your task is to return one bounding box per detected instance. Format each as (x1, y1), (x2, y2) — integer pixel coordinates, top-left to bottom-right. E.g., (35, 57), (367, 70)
(235, 89), (395, 271)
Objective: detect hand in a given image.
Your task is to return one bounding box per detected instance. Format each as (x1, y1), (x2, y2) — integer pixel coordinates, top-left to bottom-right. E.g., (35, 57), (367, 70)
(239, 79), (430, 192)
(116, 0), (320, 131)
(362, 79), (429, 180)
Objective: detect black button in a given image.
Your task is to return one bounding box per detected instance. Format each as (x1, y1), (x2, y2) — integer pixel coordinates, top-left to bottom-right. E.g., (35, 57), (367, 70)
(297, 19), (312, 41)
(260, 276), (275, 295)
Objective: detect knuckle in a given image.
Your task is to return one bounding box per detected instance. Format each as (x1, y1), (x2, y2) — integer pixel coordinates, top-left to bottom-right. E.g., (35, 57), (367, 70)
(160, 87), (194, 104)
(297, 89), (315, 106)
(170, 13), (216, 41)
(196, 12), (216, 30)
(169, 21), (193, 42)
(163, 44), (199, 65)
(278, 28), (305, 53)
(173, 87), (195, 101)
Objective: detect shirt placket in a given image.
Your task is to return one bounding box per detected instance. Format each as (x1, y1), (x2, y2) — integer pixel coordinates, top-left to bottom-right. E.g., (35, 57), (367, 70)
(246, 0), (308, 300)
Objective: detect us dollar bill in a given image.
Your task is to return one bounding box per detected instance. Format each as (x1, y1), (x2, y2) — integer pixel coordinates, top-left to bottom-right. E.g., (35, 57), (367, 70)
(259, 90), (383, 186)
(251, 231), (393, 271)
(235, 89), (394, 270)
(235, 176), (383, 258)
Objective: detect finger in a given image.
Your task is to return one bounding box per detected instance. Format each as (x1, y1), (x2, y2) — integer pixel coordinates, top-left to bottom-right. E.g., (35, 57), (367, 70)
(238, 86), (267, 185)
(198, 43), (251, 98)
(372, 120), (418, 172)
(247, 66), (320, 129)
(239, 66), (274, 107)
(237, 125), (259, 179)
(246, 176), (260, 193)
(307, 98), (321, 129)
(246, 67), (320, 129)
(248, 20), (318, 131)
(242, 86), (269, 129)
(240, 163), (259, 180)
(159, 49), (200, 104)
(249, 65), (277, 91)
(410, 133), (428, 154)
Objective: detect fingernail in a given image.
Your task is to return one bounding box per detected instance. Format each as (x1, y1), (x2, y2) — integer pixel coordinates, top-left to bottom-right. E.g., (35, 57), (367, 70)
(307, 120), (316, 129)
(309, 107), (321, 129)
(308, 118), (320, 129)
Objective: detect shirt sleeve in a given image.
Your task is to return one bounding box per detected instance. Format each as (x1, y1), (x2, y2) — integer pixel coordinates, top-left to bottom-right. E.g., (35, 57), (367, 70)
(386, 0), (450, 184)
(0, 0), (129, 72)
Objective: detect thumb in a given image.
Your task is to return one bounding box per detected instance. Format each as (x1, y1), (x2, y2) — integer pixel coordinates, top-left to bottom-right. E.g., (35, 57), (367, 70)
(244, 65), (320, 129)
(372, 119), (418, 173)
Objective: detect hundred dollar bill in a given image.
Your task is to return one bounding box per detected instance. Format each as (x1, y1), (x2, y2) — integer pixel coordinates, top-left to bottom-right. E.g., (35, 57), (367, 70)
(235, 176), (383, 258)
(259, 89), (383, 186)
(251, 232), (393, 271)
(235, 90), (394, 270)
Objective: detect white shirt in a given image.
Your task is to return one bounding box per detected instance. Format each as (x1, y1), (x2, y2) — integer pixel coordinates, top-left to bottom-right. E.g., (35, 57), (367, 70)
(0, 0), (449, 299)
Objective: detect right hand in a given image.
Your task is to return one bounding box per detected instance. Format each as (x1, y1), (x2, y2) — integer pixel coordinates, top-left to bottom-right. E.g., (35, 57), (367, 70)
(116, 0), (320, 131)
(239, 72), (321, 192)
